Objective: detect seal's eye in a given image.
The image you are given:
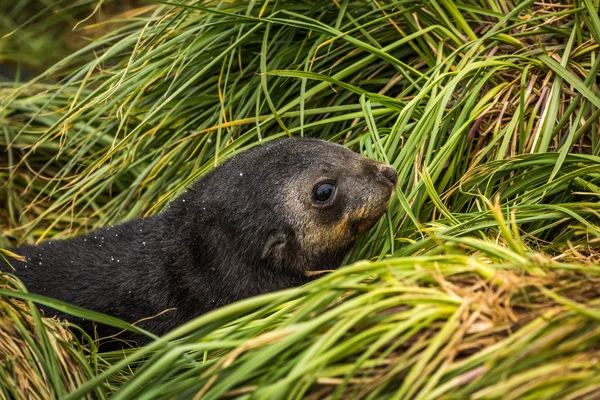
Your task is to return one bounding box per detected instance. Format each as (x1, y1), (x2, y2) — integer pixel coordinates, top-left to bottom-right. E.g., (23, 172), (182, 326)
(313, 182), (336, 204)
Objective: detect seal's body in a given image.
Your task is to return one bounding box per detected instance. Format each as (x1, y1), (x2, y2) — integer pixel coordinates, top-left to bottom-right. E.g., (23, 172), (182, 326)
(3, 138), (397, 347)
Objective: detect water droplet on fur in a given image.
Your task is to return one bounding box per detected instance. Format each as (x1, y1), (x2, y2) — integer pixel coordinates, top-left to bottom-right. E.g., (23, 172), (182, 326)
(239, 172), (243, 176)
(117, 260), (120, 263)
(143, 241), (146, 245)
(182, 199), (186, 202)
(115, 234), (118, 237)
(39, 262), (42, 265)
(128, 291), (131, 294)
(84, 239), (87, 242)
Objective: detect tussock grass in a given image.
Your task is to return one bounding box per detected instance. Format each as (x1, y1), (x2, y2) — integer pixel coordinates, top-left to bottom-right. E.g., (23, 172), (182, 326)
(2, 0), (599, 250)
(60, 232), (600, 399)
(1, 0), (600, 398)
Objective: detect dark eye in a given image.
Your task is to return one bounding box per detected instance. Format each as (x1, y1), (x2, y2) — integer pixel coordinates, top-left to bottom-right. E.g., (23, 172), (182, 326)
(313, 182), (336, 204)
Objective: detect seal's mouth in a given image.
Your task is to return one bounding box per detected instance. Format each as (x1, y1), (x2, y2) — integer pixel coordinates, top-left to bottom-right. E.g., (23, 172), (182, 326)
(350, 216), (381, 236)
(349, 191), (394, 237)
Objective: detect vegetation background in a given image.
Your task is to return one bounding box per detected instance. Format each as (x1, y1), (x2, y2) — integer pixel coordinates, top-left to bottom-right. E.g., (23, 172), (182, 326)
(1, 0), (599, 398)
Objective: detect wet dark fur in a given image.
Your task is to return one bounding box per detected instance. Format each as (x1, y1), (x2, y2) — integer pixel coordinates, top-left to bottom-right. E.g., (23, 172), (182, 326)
(1, 138), (396, 348)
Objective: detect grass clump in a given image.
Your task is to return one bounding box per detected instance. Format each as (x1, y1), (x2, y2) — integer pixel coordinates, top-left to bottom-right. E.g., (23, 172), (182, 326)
(0, 273), (104, 399)
(1, 0), (600, 398)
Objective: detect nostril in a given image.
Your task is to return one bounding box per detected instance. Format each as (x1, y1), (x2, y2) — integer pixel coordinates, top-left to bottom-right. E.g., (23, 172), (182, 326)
(379, 165), (398, 187)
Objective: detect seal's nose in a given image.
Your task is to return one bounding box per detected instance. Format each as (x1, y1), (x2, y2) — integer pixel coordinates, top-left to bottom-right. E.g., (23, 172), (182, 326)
(378, 164), (397, 187)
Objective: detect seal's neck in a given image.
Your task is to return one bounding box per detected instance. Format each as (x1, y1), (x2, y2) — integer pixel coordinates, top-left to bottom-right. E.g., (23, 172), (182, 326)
(158, 206), (308, 316)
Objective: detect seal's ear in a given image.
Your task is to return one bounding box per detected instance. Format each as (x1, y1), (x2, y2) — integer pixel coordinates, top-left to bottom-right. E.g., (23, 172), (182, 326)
(262, 230), (290, 266)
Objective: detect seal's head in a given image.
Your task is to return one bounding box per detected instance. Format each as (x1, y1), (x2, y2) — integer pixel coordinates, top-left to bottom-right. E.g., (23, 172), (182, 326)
(181, 137), (396, 277)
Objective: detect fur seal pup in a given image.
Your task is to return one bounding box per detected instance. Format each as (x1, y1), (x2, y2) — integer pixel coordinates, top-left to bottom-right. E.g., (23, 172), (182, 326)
(2, 138), (397, 347)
